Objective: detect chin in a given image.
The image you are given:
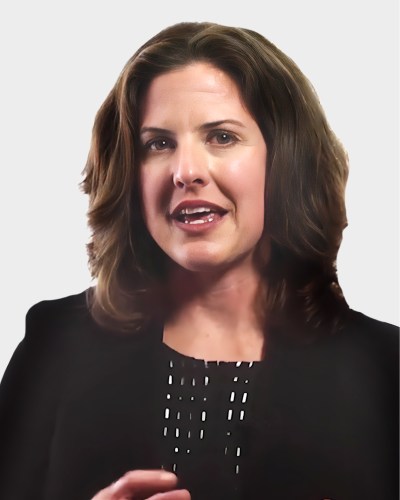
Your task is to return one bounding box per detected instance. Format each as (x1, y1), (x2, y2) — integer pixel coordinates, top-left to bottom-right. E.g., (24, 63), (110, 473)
(176, 256), (227, 273)
(170, 248), (255, 275)
(165, 247), (223, 272)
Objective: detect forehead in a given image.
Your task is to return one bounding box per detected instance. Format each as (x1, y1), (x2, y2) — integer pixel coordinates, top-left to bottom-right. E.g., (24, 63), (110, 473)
(140, 62), (248, 124)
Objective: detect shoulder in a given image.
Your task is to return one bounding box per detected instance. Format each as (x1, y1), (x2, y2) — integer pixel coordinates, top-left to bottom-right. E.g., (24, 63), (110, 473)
(331, 310), (399, 384)
(341, 309), (399, 353)
(10, 289), (108, 379)
(345, 309), (399, 334)
(23, 288), (113, 351)
(0, 291), (94, 428)
(25, 289), (91, 333)
(5, 290), (95, 377)
(22, 289), (158, 362)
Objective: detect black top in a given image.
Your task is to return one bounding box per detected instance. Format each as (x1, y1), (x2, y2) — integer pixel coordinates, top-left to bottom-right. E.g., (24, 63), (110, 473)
(159, 344), (261, 499)
(0, 290), (398, 500)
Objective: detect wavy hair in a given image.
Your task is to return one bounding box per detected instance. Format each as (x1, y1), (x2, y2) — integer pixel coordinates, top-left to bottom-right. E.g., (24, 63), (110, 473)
(81, 22), (349, 337)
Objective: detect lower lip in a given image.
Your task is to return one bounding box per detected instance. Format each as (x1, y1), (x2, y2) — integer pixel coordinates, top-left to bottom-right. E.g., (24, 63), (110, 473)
(171, 213), (226, 234)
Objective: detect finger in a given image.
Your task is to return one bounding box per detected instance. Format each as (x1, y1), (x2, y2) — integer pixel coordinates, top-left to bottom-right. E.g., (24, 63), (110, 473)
(91, 470), (178, 499)
(149, 490), (191, 500)
(110, 470), (178, 497)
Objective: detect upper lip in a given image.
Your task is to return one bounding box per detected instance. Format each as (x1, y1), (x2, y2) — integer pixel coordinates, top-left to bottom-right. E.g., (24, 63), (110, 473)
(170, 199), (228, 218)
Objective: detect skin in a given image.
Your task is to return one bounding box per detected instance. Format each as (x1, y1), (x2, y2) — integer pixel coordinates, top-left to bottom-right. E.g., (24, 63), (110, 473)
(91, 470), (190, 499)
(140, 62), (268, 362)
(139, 62), (267, 275)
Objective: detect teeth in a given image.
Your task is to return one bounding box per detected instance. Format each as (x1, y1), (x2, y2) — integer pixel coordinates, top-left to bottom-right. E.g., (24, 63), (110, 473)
(184, 216), (215, 225)
(185, 219), (205, 224)
(179, 207), (212, 215)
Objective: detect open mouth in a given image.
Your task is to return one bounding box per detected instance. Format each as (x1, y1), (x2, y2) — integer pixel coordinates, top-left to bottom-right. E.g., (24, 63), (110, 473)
(170, 203), (228, 226)
(175, 207), (223, 224)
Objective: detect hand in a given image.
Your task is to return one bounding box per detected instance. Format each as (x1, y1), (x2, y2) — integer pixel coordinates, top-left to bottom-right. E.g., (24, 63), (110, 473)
(91, 469), (191, 499)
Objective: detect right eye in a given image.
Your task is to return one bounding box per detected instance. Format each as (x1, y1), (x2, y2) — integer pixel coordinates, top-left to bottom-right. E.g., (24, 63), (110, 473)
(144, 138), (176, 151)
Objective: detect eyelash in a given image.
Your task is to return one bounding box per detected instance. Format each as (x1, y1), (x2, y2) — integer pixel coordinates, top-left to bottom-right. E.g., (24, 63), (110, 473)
(144, 138), (175, 151)
(207, 130), (239, 146)
(143, 130), (239, 152)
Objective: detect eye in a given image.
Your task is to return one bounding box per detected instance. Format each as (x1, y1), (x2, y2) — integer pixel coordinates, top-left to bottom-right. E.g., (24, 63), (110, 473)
(207, 130), (238, 146)
(144, 137), (176, 151)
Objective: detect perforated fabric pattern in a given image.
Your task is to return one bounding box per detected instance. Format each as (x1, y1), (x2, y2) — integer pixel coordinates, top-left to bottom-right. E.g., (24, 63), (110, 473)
(159, 344), (260, 499)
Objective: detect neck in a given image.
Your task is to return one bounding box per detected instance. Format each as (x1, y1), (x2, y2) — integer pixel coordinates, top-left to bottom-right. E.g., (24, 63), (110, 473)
(162, 260), (266, 361)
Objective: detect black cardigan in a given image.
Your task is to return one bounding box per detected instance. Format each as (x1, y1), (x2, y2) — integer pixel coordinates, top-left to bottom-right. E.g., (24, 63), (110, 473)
(0, 291), (398, 500)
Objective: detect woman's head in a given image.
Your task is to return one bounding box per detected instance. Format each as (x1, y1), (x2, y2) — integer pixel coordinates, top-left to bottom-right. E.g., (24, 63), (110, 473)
(82, 22), (349, 333)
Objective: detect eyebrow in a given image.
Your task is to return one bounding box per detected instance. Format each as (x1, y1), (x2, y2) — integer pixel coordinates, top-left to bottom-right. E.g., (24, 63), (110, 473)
(140, 119), (245, 136)
(199, 119), (245, 131)
(140, 126), (171, 137)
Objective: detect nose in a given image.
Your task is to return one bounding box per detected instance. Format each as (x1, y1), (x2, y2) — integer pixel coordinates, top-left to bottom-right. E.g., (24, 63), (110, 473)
(172, 143), (210, 189)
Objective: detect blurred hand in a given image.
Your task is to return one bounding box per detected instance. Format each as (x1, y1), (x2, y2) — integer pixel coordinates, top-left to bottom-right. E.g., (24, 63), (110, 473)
(91, 470), (190, 500)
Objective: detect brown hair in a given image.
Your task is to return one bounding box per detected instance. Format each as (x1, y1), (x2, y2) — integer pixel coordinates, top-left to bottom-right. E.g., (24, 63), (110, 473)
(81, 22), (349, 337)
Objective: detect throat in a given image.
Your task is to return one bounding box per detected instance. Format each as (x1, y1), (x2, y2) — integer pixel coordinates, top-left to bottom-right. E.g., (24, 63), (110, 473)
(163, 322), (265, 362)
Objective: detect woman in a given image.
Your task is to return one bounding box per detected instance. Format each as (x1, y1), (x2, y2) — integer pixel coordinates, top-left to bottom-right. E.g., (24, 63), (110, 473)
(0, 22), (398, 500)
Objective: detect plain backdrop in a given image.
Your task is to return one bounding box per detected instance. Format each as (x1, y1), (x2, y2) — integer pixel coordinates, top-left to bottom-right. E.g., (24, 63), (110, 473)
(0, 0), (398, 378)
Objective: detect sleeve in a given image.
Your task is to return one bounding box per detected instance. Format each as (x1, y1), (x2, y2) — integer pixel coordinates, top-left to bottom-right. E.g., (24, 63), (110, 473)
(0, 302), (68, 500)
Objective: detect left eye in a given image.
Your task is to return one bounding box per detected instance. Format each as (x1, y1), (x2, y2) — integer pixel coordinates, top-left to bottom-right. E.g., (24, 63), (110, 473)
(207, 131), (238, 146)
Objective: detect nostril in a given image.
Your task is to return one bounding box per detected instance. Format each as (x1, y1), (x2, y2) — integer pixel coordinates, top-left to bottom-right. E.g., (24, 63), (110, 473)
(174, 176), (205, 188)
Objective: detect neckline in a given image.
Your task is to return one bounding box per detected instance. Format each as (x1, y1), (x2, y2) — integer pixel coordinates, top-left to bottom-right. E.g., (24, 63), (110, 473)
(161, 341), (262, 365)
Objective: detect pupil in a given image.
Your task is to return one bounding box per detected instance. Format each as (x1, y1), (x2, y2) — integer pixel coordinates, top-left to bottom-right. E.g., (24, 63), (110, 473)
(219, 133), (229, 143)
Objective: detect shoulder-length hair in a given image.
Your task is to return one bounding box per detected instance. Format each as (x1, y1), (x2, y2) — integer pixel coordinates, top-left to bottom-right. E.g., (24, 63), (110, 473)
(82, 22), (349, 337)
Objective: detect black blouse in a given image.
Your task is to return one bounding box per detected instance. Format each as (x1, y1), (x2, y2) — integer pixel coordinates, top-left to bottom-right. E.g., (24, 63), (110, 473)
(159, 344), (261, 499)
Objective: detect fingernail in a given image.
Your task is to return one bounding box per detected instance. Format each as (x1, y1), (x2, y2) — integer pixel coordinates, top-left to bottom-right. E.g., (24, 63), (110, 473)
(110, 478), (123, 491)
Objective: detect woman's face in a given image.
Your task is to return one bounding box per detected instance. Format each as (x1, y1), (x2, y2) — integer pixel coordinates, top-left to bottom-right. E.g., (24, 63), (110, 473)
(139, 62), (267, 273)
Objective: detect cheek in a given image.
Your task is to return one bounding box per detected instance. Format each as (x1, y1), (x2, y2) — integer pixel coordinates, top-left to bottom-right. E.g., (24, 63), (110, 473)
(241, 154), (266, 234)
(139, 169), (158, 229)
(225, 150), (266, 211)
(140, 168), (172, 228)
